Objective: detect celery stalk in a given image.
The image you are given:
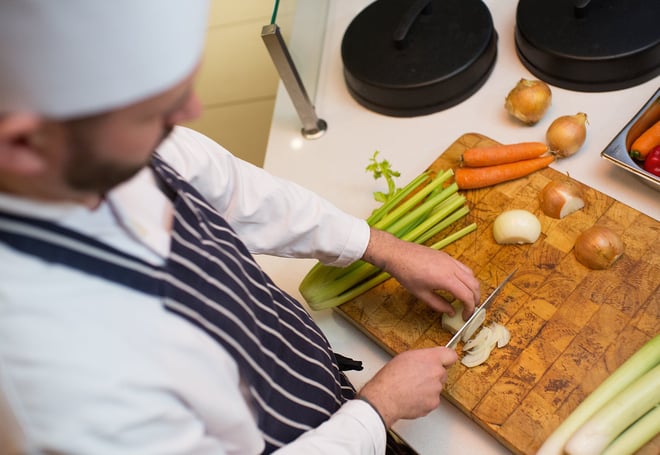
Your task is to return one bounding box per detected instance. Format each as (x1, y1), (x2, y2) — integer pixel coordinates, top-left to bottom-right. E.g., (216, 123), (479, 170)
(301, 202), (470, 306)
(304, 261), (380, 304)
(307, 223), (477, 310)
(302, 172), (444, 290)
(367, 172), (430, 225)
(402, 195), (465, 243)
(601, 404), (660, 455)
(385, 183), (458, 236)
(537, 334), (660, 455)
(373, 169), (453, 231)
(428, 222), (477, 250)
(300, 165), (475, 311)
(416, 206), (469, 245)
(564, 363), (660, 455)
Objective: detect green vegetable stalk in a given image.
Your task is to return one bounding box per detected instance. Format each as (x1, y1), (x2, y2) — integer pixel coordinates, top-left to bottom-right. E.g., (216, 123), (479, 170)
(365, 151), (401, 204)
(299, 153), (476, 311)
(565, 363), (660, 455)
(601, 404), (660, 455)
(537, 334), (660, 455)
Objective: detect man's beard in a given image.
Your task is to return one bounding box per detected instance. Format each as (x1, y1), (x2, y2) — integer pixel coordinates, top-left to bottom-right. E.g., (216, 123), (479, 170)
(64, 153), (146, 194)
(63, 126), (174, 194)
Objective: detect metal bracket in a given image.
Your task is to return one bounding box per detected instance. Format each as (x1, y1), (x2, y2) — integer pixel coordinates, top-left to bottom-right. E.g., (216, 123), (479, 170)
(261, 24), (327, 139)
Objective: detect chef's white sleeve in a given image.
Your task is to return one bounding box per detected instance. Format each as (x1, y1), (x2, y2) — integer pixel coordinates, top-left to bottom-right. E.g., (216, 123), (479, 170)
(157, 126), (370, 267)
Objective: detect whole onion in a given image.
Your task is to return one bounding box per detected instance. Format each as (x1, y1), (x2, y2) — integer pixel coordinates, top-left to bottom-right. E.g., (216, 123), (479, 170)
(504, 78), (552, 125)
(547, 113), (588, 158)
(574, 225), (624, 270)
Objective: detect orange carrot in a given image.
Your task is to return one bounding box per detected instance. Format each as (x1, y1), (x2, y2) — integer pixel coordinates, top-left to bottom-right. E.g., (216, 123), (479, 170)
(630, 119), (660, 160)
(455, 155), (555, 189)
(461, 141), (548, 167)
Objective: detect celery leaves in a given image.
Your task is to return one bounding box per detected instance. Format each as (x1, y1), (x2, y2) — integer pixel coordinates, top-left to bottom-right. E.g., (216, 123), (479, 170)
(366, 151), (401, 204)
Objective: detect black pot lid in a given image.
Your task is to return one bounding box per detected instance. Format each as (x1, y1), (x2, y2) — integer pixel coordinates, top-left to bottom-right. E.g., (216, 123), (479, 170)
(341, 0), (497, 117)
(515, 0), (660, 92)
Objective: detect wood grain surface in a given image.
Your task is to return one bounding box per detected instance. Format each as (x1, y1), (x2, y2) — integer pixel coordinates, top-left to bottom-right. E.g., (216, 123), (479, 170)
(335, 133), (660, 455)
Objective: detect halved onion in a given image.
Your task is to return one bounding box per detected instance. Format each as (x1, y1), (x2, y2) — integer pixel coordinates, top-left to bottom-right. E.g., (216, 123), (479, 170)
(492, 209), (541, 244)
(539, 180), (586, 219)
(574, 225), (624, 270)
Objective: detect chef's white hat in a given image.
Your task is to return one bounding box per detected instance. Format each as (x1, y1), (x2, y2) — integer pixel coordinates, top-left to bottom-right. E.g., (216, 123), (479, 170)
(0, 0), (209, 119)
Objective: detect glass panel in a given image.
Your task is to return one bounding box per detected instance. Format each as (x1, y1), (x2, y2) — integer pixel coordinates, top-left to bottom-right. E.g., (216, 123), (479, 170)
(269, 0), (329, 102)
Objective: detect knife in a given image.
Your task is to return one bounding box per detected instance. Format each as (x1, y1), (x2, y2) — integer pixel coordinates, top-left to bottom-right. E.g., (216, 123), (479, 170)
(445, 268), (517, 349)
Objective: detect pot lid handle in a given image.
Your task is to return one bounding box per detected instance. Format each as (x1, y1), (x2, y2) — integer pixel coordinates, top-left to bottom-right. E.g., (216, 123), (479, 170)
(574, 0), (592, 19)
(392, 0), (433, 49)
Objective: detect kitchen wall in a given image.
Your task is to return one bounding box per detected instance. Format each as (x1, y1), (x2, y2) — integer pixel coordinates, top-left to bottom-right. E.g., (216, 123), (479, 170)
(183, 0), (288, 167)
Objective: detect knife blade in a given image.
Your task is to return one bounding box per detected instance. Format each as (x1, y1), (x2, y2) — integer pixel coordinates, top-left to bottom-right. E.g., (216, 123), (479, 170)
(445, 268), (517, 349)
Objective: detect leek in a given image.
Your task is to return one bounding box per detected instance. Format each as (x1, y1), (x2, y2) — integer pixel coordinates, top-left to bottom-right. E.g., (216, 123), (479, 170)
(564, 363), (660, 455)
(601, 404), (660, 455)
(299, 166), (476, 311)
(537, 334), (660, 455)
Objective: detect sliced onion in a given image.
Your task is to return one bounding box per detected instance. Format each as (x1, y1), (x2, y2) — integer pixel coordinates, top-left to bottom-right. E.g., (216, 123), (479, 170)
(461, 323), (511, 368)
(574, 225), (624, 270)
(461, 309), (486, 342)
(539, 180), (586, 219)
(463, 326), (494, 352)
(491, 323), (511, 348)
(461, 328), (495, 367)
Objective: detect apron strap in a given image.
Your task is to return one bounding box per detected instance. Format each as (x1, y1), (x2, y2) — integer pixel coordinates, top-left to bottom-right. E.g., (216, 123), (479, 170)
(0, 210), (162, 297)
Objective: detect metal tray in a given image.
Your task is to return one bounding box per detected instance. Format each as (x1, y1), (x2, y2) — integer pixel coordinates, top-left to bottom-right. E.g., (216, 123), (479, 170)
(601, 87), (660, 192)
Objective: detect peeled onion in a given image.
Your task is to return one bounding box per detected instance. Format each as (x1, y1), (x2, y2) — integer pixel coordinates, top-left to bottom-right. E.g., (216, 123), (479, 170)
(442, 300), (486, 342)
(546, 113), (588, 157)
(505, 78), (552, 125)
(539, 180), (586, 219)
(492, 209), (542, 244)
(574, 225), (624, 270)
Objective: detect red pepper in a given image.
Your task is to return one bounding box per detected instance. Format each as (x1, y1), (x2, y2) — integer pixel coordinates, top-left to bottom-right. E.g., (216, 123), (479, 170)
(643, 145), (660, 177)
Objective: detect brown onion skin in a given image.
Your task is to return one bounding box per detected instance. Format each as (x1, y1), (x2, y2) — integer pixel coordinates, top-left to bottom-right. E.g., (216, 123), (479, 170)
(539, 180), (585, 219)
(574, 226), (624, 270)
(547, 113), (588, 158)
(505, 79), (552, 125)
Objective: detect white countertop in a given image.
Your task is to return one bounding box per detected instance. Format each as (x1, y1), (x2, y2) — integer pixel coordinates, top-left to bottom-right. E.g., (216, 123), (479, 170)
(258, 1), (660, 453)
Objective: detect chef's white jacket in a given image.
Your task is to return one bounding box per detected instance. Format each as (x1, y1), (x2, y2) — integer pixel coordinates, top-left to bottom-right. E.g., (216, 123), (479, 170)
(0, 126), (386, 454)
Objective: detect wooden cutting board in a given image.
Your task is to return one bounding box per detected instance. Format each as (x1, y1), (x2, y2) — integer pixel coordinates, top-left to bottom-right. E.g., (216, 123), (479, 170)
(335, 133), (660, 455)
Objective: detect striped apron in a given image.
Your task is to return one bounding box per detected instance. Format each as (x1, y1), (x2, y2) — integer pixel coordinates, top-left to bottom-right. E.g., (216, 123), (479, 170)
(0, 155), (356, 453)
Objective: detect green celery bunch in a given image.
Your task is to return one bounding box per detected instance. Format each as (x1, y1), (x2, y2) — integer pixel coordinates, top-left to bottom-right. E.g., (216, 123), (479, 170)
(299, 154), (476, 311)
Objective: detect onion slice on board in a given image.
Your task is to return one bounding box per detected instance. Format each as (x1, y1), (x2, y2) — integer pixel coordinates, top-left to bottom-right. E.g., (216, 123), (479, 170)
(461, 323), (510, 368)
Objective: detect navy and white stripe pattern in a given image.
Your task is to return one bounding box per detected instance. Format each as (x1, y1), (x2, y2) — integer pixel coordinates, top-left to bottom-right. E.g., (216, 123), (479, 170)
(0, 154), (355, 453)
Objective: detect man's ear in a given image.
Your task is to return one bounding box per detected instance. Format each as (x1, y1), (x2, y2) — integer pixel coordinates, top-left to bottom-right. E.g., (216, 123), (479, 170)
(0, 114), (47, 176)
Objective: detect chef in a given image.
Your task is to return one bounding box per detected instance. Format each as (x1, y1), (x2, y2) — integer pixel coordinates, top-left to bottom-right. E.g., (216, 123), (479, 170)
(0, 1), (480, 454)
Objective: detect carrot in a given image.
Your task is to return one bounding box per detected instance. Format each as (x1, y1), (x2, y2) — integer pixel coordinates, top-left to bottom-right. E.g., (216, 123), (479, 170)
(461, 141), (548, 167)
(455, 155), (555, 189)
(630, 119), (660, 160)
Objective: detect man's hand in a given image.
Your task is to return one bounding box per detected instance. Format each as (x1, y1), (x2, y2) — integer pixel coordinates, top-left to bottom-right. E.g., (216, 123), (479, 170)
(358, 347), (458, 427)
(361, 228), (480, 319)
